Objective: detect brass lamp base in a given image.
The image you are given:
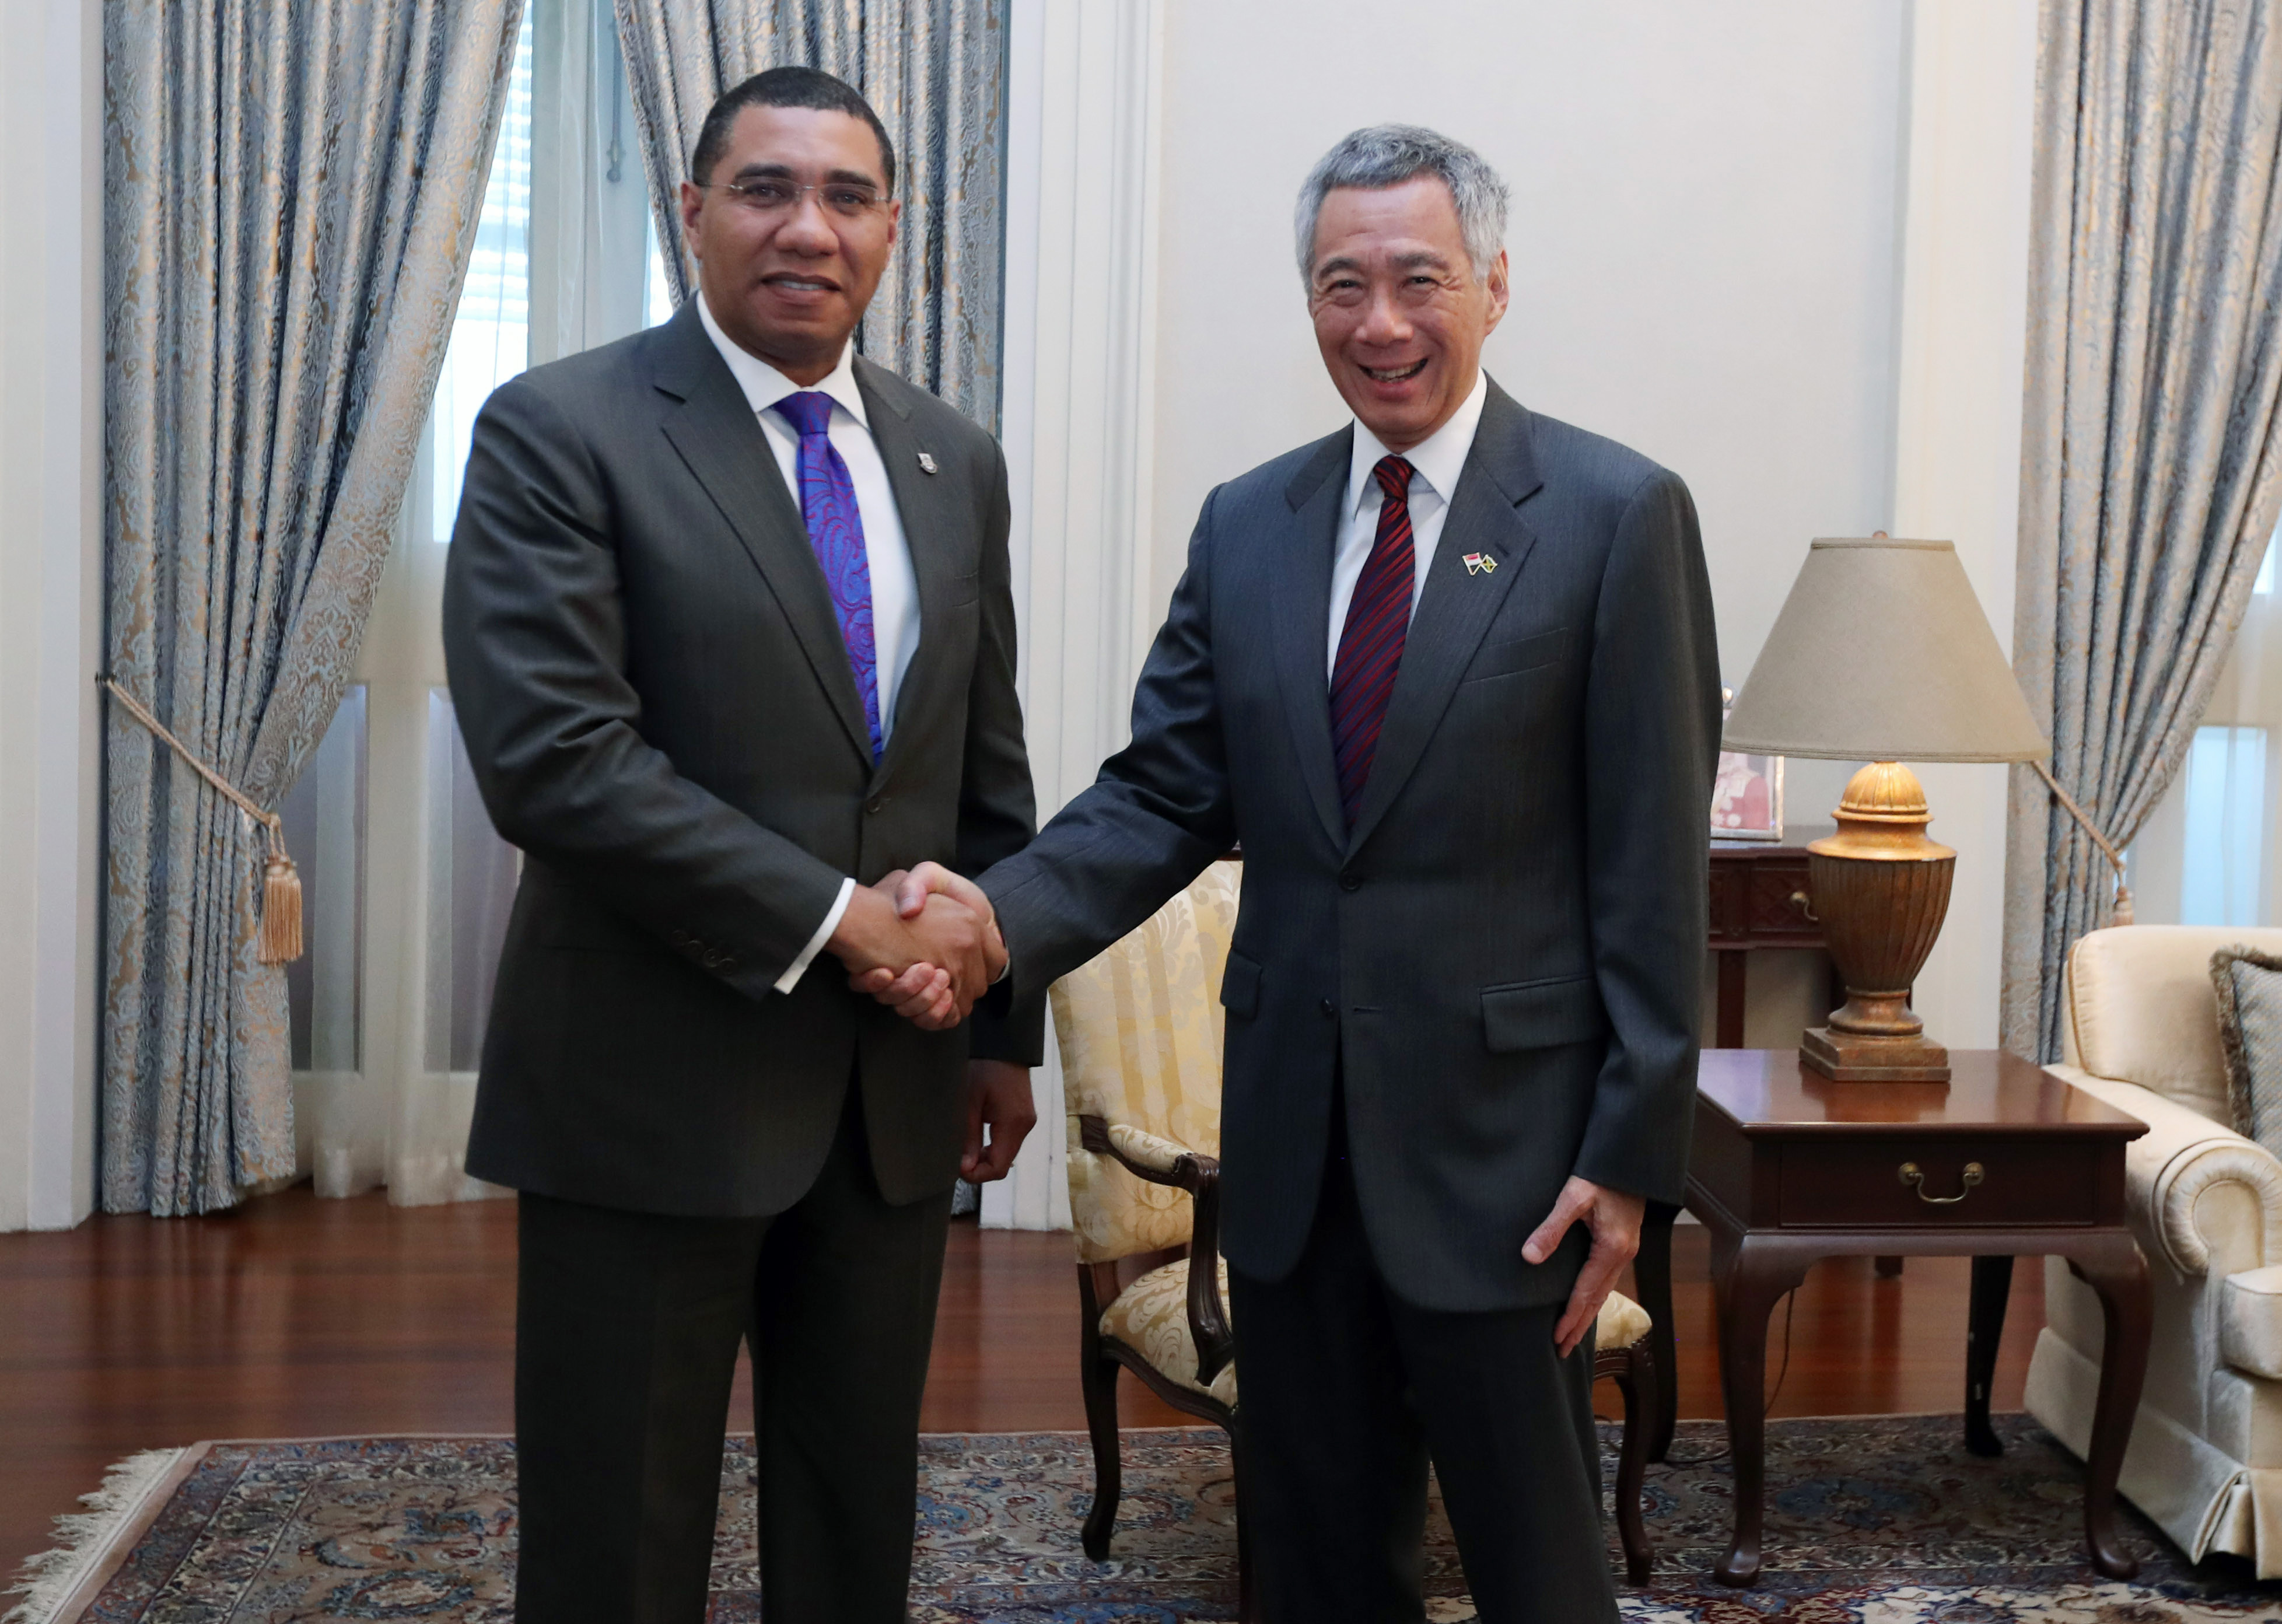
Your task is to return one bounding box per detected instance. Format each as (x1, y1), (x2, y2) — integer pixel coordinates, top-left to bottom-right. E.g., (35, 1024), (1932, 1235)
(1801, 760), (1954, 1084)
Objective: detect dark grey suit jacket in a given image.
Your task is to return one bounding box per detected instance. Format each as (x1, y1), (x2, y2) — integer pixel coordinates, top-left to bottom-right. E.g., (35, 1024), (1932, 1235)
(982, 379), (1718, 1312)
(443, 302), (1041, 1219)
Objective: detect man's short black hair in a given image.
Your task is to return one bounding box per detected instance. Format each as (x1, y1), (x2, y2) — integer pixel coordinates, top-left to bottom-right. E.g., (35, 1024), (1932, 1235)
(690, 66), (897, 192)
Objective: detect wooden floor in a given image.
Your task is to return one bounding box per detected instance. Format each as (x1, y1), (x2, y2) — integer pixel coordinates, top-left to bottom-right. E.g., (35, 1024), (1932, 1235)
(0, 1186), (2043, 1574)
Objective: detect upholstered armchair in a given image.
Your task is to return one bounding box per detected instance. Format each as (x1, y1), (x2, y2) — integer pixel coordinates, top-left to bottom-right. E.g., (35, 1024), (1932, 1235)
(1052, 860), (1661, 1611)
(2026, 925), (2282, 1574)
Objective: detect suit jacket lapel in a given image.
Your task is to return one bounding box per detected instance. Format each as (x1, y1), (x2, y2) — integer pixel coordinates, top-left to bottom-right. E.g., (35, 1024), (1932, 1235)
(856, 360), (949, 792)
(1273, 429), (1353, 851)
(1346, 382), (1546, 855)
(652, 305), (873, 764)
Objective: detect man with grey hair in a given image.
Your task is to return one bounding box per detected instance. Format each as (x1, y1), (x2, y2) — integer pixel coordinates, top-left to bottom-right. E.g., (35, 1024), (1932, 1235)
(870, 123), (1718, 1620)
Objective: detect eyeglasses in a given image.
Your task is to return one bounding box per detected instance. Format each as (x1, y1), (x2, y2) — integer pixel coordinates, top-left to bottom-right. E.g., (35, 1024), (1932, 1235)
(705, 178), (888, 219)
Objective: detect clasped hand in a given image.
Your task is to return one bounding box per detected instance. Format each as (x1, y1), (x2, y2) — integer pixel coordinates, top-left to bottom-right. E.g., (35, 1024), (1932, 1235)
(828, 862), (1003, 1030)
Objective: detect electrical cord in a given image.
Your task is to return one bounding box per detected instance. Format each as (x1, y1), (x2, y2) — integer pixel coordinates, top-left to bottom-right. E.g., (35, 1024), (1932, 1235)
(1651, 1287), (1798, 1466)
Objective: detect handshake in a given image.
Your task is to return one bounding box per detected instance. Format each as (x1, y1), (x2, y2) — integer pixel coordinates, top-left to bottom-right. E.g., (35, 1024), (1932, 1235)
(825, 862), (1003, 1030)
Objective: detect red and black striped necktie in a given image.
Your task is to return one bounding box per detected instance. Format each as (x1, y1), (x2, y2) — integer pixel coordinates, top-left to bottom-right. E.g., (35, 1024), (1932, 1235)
(1330, 455), (1417, 830)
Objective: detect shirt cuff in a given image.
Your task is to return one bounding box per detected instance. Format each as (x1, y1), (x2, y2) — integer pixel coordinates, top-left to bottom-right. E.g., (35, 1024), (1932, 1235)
(775, 877), (856, 994)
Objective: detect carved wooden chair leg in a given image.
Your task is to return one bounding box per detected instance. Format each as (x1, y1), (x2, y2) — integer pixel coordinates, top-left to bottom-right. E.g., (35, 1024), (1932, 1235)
(1609, 1340), (1656, 1585)
(1077, 1272), (1124, 1562)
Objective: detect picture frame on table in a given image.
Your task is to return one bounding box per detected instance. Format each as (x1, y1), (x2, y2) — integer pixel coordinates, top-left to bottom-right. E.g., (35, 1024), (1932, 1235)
(1713, 686), (1784, 841)
(1712, 750), (1784, 841)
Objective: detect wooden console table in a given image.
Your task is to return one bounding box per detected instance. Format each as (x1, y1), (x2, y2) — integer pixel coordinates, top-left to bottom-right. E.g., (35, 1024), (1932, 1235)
(1707, 831), (1828, 1048)
(1630, 1049), (2152, 1586)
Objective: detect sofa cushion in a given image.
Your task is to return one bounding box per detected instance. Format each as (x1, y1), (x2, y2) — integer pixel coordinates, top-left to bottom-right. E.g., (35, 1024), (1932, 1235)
(2216, 946), (2282, 1163)
(2224, 1265), (2282, 1381)
(2065, 927), (2282, 1125)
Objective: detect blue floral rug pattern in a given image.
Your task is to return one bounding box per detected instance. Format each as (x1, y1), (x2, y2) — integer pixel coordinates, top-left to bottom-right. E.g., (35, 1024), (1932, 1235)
(43, 1417), (2282, 1621)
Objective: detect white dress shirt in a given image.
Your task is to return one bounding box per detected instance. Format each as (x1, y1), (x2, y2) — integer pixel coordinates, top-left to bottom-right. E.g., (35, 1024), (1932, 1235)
(698, 295), (920, 992)
(1325, 369), (1490, 680)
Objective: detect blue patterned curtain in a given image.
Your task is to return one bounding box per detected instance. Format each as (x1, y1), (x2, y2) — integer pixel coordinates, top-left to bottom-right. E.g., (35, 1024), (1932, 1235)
(2001, 0), (2282, 1061)
(612, 0), (1007, 426)
(102, 0), (526, 1213)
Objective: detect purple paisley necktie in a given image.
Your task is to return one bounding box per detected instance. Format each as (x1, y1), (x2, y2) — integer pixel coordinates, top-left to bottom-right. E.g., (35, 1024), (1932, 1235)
(774, 391), (882, 761)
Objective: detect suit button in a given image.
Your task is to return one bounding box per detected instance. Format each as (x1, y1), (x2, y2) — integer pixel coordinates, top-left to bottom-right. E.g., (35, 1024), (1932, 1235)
(865, 796), (888, 815)
(670, 929), (691, 946)
(1339, 872), (1363, 892)
(702, 949), (723, 968)
(1319, 998), (1336, 1018)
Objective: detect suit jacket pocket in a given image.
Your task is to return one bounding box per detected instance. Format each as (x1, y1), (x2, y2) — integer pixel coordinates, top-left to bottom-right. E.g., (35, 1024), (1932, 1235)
(1221, 949), (1262, 1020)
(1481, 974), (1607, 1053)
(948, 567), (981, 606)
(1463, 626), (1570, 684)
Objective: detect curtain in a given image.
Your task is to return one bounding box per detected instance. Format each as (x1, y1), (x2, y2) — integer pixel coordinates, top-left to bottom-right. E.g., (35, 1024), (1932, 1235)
(102, 0), (527, 1214)
(614, 0), (1008, 426)
(2000, 0), (2282, 1062)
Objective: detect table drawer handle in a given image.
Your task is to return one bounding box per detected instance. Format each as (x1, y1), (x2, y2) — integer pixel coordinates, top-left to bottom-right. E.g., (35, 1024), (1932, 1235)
(1898, 1160), (1985, 1204)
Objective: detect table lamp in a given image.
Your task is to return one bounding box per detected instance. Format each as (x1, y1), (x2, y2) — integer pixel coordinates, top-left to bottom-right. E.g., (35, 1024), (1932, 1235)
(1721, 537), (2049, 1083)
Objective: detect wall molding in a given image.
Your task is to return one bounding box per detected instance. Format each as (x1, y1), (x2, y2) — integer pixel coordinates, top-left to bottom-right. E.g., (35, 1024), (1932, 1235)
(985, 0), (1166, 1230)
(1888, 0), (2038, 1055)
(0, 0), (103, 1231)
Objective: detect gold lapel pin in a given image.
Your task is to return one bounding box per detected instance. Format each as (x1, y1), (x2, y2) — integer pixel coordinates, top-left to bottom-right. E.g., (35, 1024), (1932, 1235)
(917, 452), (938, 475)
(1462, 552), (1497, 575)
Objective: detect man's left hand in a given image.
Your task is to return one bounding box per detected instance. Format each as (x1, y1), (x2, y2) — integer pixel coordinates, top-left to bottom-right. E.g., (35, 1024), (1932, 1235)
(1522, 1175), (1646, 1357)
(962, 1060), (1036, 1182)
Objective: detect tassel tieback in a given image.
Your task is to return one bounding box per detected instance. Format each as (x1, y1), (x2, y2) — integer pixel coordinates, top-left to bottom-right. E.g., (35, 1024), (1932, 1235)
(100, 675), (303, 964)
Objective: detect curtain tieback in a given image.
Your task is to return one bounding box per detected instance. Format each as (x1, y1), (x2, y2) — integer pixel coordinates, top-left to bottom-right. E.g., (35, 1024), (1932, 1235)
(2029, 760), (2134, 927)
(99, 674), (303, 964)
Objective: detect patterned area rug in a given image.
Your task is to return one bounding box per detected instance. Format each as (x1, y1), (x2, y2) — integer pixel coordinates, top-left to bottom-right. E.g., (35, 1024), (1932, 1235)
(10, 1416), (2281, 1622)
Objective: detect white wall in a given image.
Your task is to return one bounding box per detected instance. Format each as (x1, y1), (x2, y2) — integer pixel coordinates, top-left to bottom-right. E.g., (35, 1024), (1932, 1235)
(1144, 0), (2034, 1052)
(0, 0), (103, 1231)
(1150, 1), (1910, 661)
(988, 0), (2041, 1219)
(1887, 0), (2039, 1056)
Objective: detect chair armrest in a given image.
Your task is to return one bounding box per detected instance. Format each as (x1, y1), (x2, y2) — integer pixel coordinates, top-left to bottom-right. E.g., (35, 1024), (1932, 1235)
(1079, 1114), (1235, 1384)
(2052, 1065), (2282, 1279)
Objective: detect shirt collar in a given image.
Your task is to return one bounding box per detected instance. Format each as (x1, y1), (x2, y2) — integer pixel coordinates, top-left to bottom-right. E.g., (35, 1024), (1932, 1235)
(1346, 367), (1489, 517)
(697, 293), (870, 429)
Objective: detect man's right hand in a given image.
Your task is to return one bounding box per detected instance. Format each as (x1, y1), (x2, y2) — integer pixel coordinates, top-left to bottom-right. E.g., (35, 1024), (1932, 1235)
(848, 862), (1005, 1028)
(826, 877), (998, 1027)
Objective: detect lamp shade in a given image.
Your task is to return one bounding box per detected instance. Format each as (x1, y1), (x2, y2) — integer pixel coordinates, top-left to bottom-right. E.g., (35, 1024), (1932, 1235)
(1722, 537), (2050, 763)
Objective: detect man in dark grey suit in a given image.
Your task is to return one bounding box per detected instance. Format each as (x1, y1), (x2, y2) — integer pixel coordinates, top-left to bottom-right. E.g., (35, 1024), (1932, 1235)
(875, 125), (1719, 1622)
(443, 67), (1038, 1624)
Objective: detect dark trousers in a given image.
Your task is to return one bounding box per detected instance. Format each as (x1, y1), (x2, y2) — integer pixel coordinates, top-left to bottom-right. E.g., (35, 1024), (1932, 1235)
(1228, 1105), (1616, 1624)
(513, 1090), (952, 1624)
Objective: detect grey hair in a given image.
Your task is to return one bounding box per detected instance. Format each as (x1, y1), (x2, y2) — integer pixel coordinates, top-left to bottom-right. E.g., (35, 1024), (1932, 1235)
(1293, 124), (1510, 285)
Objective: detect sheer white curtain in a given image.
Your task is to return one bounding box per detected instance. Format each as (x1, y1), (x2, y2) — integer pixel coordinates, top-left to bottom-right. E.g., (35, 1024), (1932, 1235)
(281, 0), (663, 1204)
(2129, 530), (2282, 928)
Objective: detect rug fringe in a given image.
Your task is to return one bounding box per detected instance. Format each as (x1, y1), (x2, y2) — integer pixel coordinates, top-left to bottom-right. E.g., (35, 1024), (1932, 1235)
(2, 1449), (189, 1624)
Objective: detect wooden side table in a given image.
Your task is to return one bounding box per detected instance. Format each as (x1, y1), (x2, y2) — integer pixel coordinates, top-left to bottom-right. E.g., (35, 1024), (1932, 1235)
(1631, 1049), (2151, 1587)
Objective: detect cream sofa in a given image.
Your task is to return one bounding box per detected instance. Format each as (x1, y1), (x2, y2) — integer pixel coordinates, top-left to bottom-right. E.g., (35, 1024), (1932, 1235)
(2027, 924), (2282, 1574)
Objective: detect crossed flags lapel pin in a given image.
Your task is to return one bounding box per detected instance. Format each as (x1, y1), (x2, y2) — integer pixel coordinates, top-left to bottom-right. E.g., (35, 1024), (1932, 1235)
(1462, 552), (1497, 576)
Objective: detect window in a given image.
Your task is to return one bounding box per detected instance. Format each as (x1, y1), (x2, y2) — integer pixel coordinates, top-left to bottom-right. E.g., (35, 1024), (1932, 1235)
(289, 0), (666, 1199)
(2178, 726), (2269, 926)
(279, 687), (366, 1074)
(2125, 517), (2282, 929)
(431, 9), (534, 542)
